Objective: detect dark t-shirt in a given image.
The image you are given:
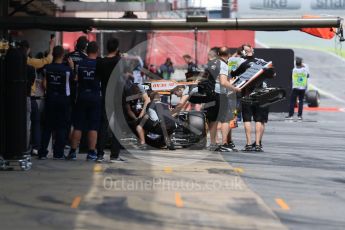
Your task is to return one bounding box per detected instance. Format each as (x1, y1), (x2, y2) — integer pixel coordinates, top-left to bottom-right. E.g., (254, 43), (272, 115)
(96, 55), (121, 99)
(77, 58), (101, 96)
(67, 50), (88, 71)
(187, 62), (198, 73)
(44, 63), (73, 97)
(197, 58), (221, 97)
(66, 50), (87, 101)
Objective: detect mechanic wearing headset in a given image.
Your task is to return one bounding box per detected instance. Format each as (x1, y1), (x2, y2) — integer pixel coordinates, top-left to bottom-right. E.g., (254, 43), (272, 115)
(231, 44), (275, 152)
(205, 47), (241, 152)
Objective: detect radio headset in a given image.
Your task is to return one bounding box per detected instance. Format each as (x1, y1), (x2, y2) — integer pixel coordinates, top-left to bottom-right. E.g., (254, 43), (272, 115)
(241, 44), (254, 58)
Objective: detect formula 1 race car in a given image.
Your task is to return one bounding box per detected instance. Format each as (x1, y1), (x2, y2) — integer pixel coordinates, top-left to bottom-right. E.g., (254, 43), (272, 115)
(144, 111), (207, 149)
(121, 79), (206, 150)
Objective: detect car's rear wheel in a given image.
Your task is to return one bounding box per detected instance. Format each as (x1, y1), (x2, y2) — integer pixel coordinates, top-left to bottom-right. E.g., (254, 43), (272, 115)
(188, 111), (207, 150)
(306, 90), (320, 107)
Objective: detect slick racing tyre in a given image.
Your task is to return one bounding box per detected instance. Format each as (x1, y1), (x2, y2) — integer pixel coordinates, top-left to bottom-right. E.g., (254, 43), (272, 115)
(188, 111), (207, 150)
(305, 90), (320, 108)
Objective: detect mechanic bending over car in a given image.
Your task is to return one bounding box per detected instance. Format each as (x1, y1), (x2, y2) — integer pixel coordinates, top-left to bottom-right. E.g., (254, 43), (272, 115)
(138, 92), (176, 150)
(231, 44), (275, 152)
(205, 47), (241, 152)
(286, 57), (310, 120)
(123, 72), (151, 150)
(171, 85), (199, 117)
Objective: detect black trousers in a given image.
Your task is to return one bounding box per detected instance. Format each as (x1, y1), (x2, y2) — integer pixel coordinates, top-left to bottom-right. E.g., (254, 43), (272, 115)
(39, 96), (70, 158)
(289, 88), (306, 117)
(97, 109), (122, 159)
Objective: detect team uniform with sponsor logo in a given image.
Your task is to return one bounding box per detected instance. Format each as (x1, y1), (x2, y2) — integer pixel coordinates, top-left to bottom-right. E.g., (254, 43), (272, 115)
(66, 50), (88, 101)
(73, 58), (102, 132)
(38, 63), (73, 159)
(67, 50), (88, 71)
(65, 50), (88, 145)
(204, 58), (232, 123)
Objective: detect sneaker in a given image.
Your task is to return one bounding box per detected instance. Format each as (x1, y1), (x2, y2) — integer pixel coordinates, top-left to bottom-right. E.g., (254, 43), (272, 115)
(37, 155), (47, 160)
(297, 116), (303, 121)
(224, 142), (238, 152)
(242, 144), (254, 152)
(255, 145), (264, 152)
(109, 157), (126, 163)
(86, 151), (97, 161)
(96, 156), (105, 163)
(66, 151), (77, 160)
(285, 116), (293, 120)
(208, 144), (218, 151)
(214, 145), (232, 152)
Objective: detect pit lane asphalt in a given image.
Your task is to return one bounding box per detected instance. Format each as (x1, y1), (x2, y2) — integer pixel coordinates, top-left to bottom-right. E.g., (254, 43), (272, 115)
(0, 49), (344, 230)
(222, 48), (345, 230)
